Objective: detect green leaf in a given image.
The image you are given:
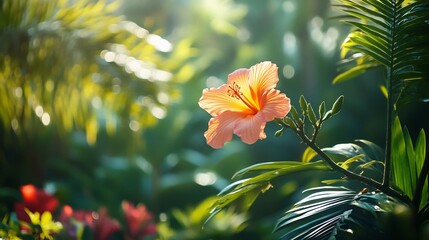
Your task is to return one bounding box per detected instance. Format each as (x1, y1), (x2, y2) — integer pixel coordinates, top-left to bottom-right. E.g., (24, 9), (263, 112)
(302, 147), (318, 163)
(299, 95), (308, 114)
(332, 64), (377, 84)
(318, 101), (326, 120)
(274, 127), (284, 137)
(404, 127), (417, 193)
(307, 104), (317, 126)
(355, 139), (385, 161)
(331, 95), (344, 116)
(322, 110), (333, 121)
(415, 129), (427, 209)
(322, 141), (384, 181)
(283, 117), (297, 130)
(289, 106), (300, 122)
(391, 116), (413, 198)
(339, 154), (366, 170)
(232, 161), (330, 180)
(205, 161), (331, 225)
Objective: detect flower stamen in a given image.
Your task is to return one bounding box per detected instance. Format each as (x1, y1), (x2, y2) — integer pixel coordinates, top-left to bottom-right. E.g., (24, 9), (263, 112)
(228, 82), (259, 113)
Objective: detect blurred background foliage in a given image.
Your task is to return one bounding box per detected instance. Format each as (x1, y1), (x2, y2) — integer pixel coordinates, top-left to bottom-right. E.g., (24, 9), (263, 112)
(1, 0), (427, 238)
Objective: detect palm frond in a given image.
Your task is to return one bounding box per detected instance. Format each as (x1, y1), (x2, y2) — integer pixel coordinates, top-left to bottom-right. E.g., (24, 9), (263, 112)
(274, 186), (403, 240)
(334, 0), (429, 107)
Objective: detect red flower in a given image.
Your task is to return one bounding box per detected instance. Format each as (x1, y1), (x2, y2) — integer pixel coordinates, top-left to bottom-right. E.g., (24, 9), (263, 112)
(122, 201), (156, 238)
(14, 184), (59, 223)
(60, 205), (121, 240)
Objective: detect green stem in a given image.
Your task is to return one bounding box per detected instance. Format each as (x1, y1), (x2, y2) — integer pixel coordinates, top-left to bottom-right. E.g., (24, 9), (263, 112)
(276, 118), (410, 204)
(382, 0), (397, 187)
(301, 130), (409, 203)
(311, 122), (321, 143)
(382, 71), (394, 188)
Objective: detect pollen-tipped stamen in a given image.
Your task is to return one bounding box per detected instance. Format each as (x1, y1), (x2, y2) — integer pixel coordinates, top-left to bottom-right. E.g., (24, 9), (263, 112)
(227, 82), (259, 113)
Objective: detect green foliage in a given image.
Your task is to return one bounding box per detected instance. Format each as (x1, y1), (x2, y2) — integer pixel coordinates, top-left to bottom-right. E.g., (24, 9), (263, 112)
(333, 0), (429, 107)
(204, 0), (429, 237)
(158, 197), (247, 240)
(391, 116), (427, 209)
(0, 0), (193, 144)
(204, 161), (331, 225)
(322, 141), (384, 179)
(274, 186), (410, 240)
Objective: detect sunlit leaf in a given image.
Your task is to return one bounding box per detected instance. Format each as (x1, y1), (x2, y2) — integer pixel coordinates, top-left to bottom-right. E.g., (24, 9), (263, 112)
(302, 147), (318, 163)
(391, 116), (427, 206)
(205, 161), (331, 226)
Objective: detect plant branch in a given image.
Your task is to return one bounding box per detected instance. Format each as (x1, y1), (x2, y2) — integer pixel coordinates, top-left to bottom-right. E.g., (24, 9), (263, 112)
(284, 122), (410, 204)
(305, 133), (408, 203)
(311, 122), (321, 143)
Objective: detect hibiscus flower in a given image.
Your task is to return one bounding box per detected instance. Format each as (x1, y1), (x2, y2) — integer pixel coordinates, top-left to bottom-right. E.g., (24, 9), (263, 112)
(199, 61), (291, 148)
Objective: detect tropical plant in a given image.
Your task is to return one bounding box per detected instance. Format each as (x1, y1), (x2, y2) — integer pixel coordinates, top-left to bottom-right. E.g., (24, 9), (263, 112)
(202, 0), (429, 239)
(0, 0), (195, 185)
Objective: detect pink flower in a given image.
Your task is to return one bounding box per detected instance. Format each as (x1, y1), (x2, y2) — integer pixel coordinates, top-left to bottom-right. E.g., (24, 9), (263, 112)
(199, 61), (291, 148)
(14, 184), (59, 223)
(122, 201), (156, 239)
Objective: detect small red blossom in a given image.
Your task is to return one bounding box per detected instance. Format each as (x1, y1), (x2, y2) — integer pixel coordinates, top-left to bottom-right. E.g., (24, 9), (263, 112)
(14, 184), (59, 223)
(122, 201), (157, 239)
(59, 205), (121, 240)
(93, 207), (121, 240)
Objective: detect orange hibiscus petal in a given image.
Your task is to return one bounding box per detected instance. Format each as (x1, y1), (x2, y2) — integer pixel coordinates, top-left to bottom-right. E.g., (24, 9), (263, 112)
(260, 89), (291, 121)
(198, 69), (249, 117)
(204, 111), (245, 148)
(249, 61), (279, 96)
(234, 113), (267, 144)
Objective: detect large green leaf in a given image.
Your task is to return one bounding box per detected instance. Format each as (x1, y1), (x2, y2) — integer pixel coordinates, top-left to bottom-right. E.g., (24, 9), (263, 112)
(391, 116), (427, 209)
